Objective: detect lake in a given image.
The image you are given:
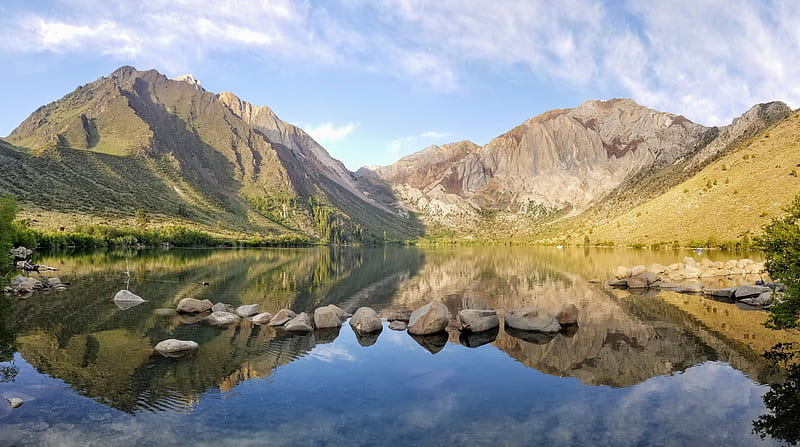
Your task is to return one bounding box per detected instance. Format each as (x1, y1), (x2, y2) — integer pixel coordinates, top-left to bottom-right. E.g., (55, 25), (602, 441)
(0, 246), (796, 446)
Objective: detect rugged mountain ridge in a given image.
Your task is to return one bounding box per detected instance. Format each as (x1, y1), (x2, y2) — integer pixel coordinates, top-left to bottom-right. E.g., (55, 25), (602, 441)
(363, 98), (792, 234)
(2, 66), (419, 242)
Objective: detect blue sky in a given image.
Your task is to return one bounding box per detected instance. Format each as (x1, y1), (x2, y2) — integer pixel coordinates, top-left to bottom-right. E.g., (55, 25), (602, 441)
(1, 0), (798, 169)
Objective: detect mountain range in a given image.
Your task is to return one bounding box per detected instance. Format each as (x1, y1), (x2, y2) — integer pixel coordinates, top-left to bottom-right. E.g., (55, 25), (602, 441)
(1, 66), (798, 245)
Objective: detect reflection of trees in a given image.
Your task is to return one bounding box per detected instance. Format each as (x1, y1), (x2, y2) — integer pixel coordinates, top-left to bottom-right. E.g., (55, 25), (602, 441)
(0, 296), (18, 382)
(753, 343), (800, 445)
(6, 247), (423, 412)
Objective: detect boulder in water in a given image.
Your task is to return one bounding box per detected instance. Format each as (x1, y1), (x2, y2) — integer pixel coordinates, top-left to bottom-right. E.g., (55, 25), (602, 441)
(407, 302), (449, 335)
(154, 339), (198, 357)
(349, 307), (382, 334)
(505, 307), (561, 333)
(176, 298), (213, 313)
(459, 309), (499, 333)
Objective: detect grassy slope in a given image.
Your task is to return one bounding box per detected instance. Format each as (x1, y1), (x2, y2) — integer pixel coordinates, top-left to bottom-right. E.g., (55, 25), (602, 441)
(0, 139), (289, 237)
(557, 110), (800, 246)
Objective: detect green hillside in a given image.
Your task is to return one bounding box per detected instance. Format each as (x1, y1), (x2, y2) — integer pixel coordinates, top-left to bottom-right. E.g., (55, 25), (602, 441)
(1, 67), (421, 243)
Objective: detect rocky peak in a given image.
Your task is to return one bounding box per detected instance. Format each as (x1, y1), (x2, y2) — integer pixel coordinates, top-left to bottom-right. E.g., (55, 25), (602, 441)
(173, 74), (204, 91)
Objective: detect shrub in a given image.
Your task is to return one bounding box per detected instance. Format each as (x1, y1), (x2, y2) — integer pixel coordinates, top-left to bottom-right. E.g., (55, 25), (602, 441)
(756, 195), (800, 329)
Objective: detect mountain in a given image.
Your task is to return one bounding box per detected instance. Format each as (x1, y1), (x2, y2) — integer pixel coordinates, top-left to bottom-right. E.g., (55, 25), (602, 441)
(559, 108), (800, 247)
(362, 98), (792, 242)
(1, 66), (420, 242)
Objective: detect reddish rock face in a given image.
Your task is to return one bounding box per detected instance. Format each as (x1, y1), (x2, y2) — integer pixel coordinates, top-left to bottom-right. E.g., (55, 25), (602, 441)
(365, 98), (791, 229)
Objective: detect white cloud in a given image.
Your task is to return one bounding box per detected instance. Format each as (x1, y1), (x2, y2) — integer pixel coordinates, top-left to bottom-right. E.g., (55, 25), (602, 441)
(1, 1), (799, 124)
(303, 122), (360, 144)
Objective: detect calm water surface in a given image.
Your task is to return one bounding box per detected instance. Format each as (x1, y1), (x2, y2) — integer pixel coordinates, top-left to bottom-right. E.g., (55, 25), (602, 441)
(0, 246), (792, 446)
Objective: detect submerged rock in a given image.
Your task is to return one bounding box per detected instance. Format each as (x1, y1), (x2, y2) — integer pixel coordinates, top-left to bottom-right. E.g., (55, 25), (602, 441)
(459, 309), (499, 333)
(154, 308), (177, 317)
(176, 298), (213, 313)
(555, 304), (579, 326)
(389, 320), (408, 331)
(205, 311), (241, 327)
(236, 304), (260, 317)
(6, 397), (23, 408)
(268, 309), (297, 326)
(674, 283), (704, 293)
(285, 312), (314, 332)
(505, 307), (561, 333)
(349, 307), (382, 334)
(154, 339), (198, 357)
(408, 302), (449, 335)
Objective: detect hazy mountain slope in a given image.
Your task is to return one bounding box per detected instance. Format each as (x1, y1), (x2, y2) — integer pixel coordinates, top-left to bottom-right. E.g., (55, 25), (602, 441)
(564, 110), (800, 246)
(3, 66), (420, 241)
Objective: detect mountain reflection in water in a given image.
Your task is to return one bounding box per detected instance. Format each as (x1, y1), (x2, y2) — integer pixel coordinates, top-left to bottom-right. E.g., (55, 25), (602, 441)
(0, 246), (794, 446)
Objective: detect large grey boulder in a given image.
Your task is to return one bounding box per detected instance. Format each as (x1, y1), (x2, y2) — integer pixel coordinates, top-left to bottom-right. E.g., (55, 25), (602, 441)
(704, 287), (738, 298)
(205, 311), (241, 327)
(607, 279), (628, 287)
(268, 309), (297, 326)
(504, 307), (561, 333)
(314, 305), (349, 329)
(407, 302), (450, 335)
(285, 312), (314, 332)
(349, 307), (383, 334)
(555, 304), (579, 326)
(251, 312), (274, 325)
(154, 339), (198, 357)
(734, 284), (772, 298)
(236, 304), (260, 317)
(459, 309), (499, 333)
(176, 298), (213, 313)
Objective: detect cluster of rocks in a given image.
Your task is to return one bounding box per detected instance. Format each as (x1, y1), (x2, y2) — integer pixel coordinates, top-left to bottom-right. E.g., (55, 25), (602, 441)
(3, 275), (67, 294)
(155, 297), (581, 357)
(610, 258), (766, 288)
(607, 257), (781, 307)
(702, 284), (783, 307)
